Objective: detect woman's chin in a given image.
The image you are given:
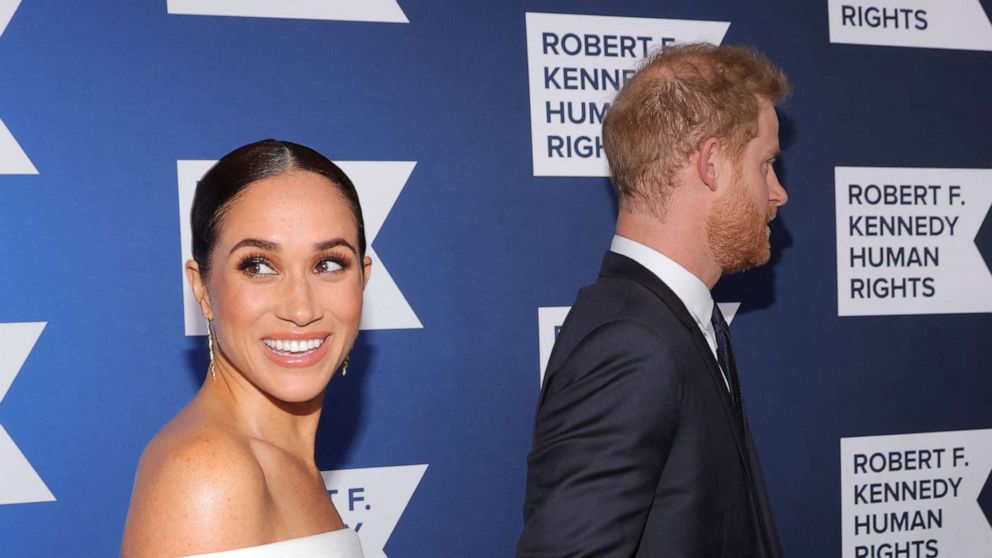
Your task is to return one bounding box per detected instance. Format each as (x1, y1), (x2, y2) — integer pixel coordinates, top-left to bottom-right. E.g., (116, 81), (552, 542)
(260, 371), (332, 405)
(278, 384), (328, 405)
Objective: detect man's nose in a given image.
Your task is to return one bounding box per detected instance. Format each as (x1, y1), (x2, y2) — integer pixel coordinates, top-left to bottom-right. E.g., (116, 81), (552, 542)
(769, 167), (788, 207)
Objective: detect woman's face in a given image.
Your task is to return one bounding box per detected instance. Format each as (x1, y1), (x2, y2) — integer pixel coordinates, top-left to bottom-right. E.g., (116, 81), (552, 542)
(190, 170), (370, 403)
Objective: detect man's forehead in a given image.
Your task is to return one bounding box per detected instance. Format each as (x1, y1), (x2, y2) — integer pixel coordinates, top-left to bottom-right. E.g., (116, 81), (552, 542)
(747, 106), (780, 159)
(759, 103), (780, 138)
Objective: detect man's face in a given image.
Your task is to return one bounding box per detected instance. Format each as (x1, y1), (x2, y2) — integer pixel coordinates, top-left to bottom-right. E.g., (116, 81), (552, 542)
(706, 98), (788, 274)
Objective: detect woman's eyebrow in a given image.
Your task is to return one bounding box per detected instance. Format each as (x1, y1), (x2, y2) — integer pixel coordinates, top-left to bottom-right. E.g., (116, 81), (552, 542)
(227, 238), (356, 255)
(229, 238), (279, 255)
(314, 239), (356, 253)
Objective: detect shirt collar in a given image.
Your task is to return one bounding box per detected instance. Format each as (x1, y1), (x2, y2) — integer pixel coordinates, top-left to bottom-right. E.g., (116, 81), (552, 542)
(610, 234), (714, 330)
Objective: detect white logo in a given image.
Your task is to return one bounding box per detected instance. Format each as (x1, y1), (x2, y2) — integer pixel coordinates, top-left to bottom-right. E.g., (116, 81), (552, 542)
(834, 167), (992, 317)
(828, 0), (992, 52)
(321, 464), (427, 558)
(0, 0), (21, 37)
(0, 322), (55, 506)
(538, 302), (739, 386)
(525, 12), (729, 177)
(841, 429), (992, 557)
(167, 0), (409, 24)
(177, 160), (422, 335)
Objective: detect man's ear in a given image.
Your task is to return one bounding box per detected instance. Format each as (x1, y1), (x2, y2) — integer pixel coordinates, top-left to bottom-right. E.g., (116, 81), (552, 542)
(696, 137), (721, 192)
(361, 256), (373, 289)
(185, 260), (214, 321)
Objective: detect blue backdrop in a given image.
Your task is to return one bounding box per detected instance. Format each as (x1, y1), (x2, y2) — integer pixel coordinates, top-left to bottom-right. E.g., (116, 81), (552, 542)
(0, 1), (990, 557)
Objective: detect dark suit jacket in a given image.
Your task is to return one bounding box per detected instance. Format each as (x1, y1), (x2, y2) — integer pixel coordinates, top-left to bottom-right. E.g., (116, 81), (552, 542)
(518, 252), (782, 558)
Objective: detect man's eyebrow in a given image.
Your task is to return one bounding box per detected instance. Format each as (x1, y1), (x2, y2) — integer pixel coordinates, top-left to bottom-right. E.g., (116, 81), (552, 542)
(229, 238), (279, 255)
(314, 239), (357, 254)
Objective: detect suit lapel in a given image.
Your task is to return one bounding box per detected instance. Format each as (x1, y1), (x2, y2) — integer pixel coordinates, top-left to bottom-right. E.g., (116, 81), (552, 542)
(598, 252), (749, 451)
(599, 252), (775, 553)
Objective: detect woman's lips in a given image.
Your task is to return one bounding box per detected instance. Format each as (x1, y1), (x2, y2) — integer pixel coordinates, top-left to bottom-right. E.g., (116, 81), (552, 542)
(260, 335), (331, 368)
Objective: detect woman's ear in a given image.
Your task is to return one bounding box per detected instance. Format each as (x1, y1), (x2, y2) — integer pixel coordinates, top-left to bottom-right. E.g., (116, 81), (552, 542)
(361, 256), (373, 289)
(185, 260), (214, 321)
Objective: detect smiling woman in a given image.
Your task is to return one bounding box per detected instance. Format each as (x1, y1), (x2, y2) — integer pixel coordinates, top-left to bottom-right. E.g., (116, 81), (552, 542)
(120, 140), (370, 558)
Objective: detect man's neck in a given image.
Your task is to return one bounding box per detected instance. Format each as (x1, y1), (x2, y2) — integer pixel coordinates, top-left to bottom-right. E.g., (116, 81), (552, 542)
(615, 208), (721, 289)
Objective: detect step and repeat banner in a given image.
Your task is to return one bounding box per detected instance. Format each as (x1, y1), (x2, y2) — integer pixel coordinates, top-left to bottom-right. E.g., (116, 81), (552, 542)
(1, 1), (990, 556)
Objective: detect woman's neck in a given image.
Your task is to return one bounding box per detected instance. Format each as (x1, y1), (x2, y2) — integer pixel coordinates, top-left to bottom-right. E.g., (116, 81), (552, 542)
(198, 360), (325, 460)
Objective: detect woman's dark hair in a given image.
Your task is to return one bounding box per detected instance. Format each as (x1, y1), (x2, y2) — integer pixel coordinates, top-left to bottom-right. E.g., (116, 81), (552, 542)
(190, 139), (365, 277)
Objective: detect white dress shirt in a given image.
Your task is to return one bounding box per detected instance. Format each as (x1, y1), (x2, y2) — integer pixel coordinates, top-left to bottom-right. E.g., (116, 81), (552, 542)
(610, 235), (730, 391)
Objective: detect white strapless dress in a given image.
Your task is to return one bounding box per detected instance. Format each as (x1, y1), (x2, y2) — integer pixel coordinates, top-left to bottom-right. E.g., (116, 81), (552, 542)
(181, 529), (364, 558)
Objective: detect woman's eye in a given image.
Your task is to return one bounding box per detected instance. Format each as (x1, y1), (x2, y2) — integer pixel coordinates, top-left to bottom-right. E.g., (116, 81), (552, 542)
(240, 257), (277, 276)
(254, 261), (276, 275)
(316, 258), (344, 273)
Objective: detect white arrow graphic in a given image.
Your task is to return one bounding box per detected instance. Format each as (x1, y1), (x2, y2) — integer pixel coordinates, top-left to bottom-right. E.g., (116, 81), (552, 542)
(342, 161), (422, 330)
(167, 0), (409, 24)
(177, 159), (422, 336)
(0, 119), (36, 175)
(0, 2), (36, 175)
(322, 464), (427, 558)
(0, 0), (21, 38)
(828, 0), (992, 52)
(0, 322), (55, 506)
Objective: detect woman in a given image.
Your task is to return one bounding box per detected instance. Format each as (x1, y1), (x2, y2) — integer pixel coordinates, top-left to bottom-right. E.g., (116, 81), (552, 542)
(122, 140), (370, 557)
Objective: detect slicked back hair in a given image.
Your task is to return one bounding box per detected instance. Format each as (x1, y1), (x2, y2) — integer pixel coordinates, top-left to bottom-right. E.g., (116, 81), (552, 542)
(190, 139), (365, 277)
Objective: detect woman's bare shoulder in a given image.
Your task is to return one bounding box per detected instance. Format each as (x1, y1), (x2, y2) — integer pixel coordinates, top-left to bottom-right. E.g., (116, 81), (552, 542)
(121, 413), (270, 558)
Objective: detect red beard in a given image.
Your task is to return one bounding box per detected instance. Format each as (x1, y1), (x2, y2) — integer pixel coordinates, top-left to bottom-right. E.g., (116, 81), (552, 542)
(706, 177), (776, 274)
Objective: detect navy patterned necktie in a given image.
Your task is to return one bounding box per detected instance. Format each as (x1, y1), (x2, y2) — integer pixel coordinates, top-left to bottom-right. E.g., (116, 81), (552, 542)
(711, 305), (746, 435)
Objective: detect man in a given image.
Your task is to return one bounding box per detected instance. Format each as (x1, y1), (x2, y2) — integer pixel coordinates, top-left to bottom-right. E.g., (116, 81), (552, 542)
(518, 43), (789, 557)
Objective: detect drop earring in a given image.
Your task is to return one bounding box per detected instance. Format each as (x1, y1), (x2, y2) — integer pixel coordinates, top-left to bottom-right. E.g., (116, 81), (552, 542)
(207, 321), (217, 381)
(341, 356), (349, 377)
